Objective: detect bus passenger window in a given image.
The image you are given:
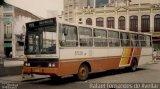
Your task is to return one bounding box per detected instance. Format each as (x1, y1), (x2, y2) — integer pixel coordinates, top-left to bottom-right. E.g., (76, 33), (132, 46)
(120, 32), (130, 47)
(130, 34), (139, 47)
(59, 24), (78, 47)
(79, 27), (93, 47)
(94, 29), (107, 47)
(146, 35), (151, 47)
(139, 35), (146, 47)
(108, 31), (120, 47)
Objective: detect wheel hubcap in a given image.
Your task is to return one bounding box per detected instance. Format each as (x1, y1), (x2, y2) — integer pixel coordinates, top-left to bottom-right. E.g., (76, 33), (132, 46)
(79, 68), (86, 78)
(132, 61), (137, 70)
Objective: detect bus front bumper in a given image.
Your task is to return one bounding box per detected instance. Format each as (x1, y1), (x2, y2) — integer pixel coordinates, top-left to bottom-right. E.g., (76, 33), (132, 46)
(23, 67), (59, 76)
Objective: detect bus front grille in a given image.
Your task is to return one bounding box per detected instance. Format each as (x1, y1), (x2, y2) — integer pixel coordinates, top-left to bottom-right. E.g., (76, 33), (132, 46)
(27, 58), (58, 67)
(30, 62), (48, 67)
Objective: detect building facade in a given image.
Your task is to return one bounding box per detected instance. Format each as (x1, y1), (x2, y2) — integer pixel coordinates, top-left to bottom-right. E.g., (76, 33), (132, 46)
(63, 0), (111, 23)
(3, 4), (40, 58)
(63, 0), (160, 49)
(63, 0), (78, 23)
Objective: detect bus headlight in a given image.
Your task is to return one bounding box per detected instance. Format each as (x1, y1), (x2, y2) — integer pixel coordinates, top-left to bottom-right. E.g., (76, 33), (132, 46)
(27, 63), (30, 67)
(24, 62), (30, 67)
(48, 63), (52, 67)
(48, 63), (56, 67)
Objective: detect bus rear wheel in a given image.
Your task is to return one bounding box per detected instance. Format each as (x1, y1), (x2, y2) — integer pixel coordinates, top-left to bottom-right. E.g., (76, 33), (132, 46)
(129, 59), (138, 72)
(76, 64), (89, 81)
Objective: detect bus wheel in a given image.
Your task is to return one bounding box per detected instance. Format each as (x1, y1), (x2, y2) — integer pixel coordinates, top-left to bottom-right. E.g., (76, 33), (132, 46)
(129, 59), (138, 72)
(76, 64), (89, 81)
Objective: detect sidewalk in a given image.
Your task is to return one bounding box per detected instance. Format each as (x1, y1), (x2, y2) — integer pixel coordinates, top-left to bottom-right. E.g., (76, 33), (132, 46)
(0, 59), (24, 77)
(0, 59), (49, 82)
(0, 75), (49, 82)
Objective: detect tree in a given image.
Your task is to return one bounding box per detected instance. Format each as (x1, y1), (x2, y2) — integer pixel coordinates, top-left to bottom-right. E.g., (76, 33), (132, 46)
(0, 0), (5, 6)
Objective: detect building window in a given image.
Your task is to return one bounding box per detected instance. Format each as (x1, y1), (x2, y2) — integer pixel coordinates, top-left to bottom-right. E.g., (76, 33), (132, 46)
(4, 23), (12, 39)
(96, 0), (109, 7)
(86, 18), (92, 25)
(79, 18), (82, 21)
(107, 17), (115, 28)
(96, 17), (104, 27)
(141, 15), (150, 32)
(130, 15), (138, 32)
(118, 16), (125, 30)
(154, 14), (160, 32)
(78, 0), (94, 8)
(79, 18), (82, 24)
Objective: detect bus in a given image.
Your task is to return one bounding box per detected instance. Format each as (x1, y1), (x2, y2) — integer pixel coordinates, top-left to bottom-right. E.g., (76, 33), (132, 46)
(23, 17), (152, 81)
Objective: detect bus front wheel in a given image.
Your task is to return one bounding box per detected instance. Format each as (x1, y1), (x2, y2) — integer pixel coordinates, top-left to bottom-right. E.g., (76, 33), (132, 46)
(75, 64), (89, 81)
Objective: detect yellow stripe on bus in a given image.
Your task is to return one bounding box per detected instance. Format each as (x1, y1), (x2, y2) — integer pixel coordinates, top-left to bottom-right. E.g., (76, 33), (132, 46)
(119, 48), (133, 66)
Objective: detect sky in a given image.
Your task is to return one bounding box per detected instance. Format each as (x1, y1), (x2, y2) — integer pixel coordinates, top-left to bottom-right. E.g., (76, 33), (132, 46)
(5, 0), (63, 18)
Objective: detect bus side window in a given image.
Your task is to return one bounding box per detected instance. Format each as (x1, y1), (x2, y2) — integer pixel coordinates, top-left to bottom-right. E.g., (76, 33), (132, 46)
(79, 27), (93, 47)
(60, 24), (78, 47)
(108, 31), (120, 47)
(94, 29), (107, 47)
(120, 32), (130, 47)
(139, 35), (146, 47)
(146, 35), (152, 47)
(130, 34), (139, 47)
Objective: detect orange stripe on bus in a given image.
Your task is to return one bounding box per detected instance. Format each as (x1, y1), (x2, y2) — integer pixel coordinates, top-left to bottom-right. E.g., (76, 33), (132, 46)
(127, 48), (134, 64)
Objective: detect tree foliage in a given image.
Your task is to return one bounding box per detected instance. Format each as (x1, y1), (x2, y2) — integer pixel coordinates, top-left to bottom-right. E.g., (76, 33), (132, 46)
(0, 0), (5, 6)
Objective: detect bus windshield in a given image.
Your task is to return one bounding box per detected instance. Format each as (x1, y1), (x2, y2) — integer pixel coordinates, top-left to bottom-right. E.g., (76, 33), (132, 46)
(25, 26), (56, 54)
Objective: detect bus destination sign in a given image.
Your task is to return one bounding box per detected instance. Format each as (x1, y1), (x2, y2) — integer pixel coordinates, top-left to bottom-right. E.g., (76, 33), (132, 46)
(26, 18), (56, 29)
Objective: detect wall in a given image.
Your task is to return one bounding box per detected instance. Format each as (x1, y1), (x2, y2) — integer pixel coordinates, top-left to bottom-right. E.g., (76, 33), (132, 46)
(0, 6), (4, 58)
(12, 6), (40, 58)
(131, 0), (160, 4)
(12, 16), (33, 58)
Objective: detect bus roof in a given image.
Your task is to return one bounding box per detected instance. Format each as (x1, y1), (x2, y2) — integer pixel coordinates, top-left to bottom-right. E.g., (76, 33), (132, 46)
(26, 17), (152, 36)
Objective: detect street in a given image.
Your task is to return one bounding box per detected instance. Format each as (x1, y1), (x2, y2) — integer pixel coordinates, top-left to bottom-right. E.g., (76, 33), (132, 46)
(0, 61), (160, 89)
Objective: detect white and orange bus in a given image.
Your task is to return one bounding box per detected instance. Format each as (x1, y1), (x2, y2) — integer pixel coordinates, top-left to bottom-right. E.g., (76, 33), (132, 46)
(23, 17), (152, 81)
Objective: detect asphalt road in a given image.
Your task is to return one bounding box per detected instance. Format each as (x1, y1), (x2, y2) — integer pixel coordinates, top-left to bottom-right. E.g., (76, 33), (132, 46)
(0, 61), (160, 89)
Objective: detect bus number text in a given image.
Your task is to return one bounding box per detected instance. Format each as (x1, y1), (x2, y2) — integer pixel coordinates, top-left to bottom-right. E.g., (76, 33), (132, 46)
(75, 51), (84, 56)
